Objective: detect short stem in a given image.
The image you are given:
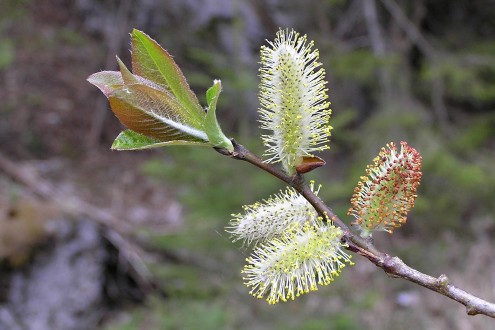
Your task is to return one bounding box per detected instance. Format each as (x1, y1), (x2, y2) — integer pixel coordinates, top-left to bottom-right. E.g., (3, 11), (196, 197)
(225, 139), (348, 230)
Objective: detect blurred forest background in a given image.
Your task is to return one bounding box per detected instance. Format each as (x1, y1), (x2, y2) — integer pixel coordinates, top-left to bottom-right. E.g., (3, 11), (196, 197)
(1, 0), (495, 329)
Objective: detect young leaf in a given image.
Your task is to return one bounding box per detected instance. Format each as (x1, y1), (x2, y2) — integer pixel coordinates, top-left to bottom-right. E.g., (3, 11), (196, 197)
(108, 84), (208, 143)
(116, 56), (177, 97)
(116, 56), (139, 85)
(87, 71), (124, 97)
(131, 29), (204, 122)
(111, 130), (208, 150)
(88, 30), (230, 151)
(204, 80), (233, 151)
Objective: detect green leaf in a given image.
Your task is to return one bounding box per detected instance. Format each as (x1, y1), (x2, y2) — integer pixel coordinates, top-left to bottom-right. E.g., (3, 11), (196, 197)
(131, 29), (204, 123)
(116, 56), (175, 96)
(112, 130), (208, 150)
(204, 80), (233, 151)
(116, 56), (139, 85)
(108, 84), (208, 143)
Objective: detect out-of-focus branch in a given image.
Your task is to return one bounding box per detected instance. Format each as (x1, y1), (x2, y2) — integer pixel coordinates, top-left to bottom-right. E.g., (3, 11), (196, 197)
(217, 140), (495, 318)
(334, 0), (362, 38)
(0, 152), (131, 233)
(363, 0), (386, 56)
(380, 0), (435, 59)
(0, 151), (152, 292)
(362, 0), (393, 98)
(379, 0), (451, 132)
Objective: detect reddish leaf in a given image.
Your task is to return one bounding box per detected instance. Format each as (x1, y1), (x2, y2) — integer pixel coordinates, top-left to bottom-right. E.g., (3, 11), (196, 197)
(108, 84), (208, 143)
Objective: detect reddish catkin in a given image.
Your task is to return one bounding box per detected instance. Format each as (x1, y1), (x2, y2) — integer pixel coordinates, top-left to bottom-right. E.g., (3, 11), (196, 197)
(348, 141), (422, 237)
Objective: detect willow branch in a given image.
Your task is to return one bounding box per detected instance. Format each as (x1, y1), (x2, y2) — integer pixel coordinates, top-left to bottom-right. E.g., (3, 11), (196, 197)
(216, 139), (495, 318)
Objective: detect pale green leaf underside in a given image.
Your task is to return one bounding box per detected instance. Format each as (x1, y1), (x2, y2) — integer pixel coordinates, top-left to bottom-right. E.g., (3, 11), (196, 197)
(204, 80), (233, 151)
(111, 130), (208, 150)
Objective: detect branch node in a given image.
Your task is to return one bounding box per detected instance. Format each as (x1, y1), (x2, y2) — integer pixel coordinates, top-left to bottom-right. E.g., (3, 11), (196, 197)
(291, 172), (305, 187)
(214, 146), (233, 156)
(226, 139), (247, 160)
(435, 274), (450, 291)
(382, 255), (402, 278)
(466, 305), (479, 316)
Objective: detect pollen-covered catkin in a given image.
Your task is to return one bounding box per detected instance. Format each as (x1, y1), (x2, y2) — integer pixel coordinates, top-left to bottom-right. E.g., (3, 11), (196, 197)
(258, 29), (332, 174)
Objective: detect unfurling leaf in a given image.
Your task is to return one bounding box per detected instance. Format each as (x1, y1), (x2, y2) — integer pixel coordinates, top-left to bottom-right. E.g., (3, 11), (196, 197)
(204, 80), (234, 151)
(131, 29), (204, 118)
(109, 84), (208, 142)
(87, 71), (123, 97)
(87, 29), (232, 151)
